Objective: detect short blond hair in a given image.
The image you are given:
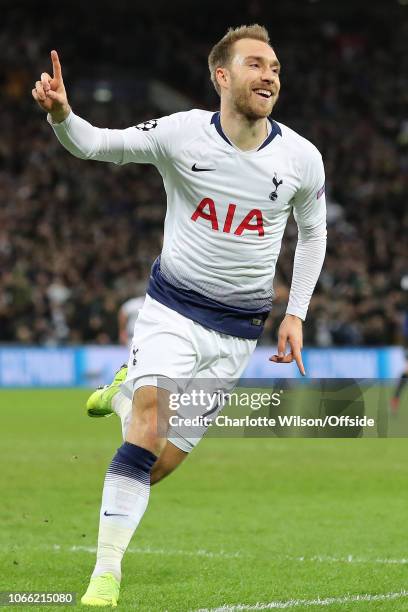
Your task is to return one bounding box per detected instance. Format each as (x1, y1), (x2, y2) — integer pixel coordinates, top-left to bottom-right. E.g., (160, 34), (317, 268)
(208, 24), (271, 96)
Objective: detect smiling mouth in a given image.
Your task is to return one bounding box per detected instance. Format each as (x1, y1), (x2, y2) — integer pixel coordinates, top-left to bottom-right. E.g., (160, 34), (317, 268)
(253, 88), (273, 99)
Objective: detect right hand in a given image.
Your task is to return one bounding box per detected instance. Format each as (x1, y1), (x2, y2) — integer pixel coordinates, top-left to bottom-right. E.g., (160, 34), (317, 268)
(32, 50), (70, 123)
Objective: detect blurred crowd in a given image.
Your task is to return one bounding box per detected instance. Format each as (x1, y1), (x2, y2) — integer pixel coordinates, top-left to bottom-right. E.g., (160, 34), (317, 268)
(0, 1), (407, 346)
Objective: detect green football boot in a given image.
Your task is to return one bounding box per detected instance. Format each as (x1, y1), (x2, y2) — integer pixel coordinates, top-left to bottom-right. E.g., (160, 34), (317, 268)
(81, 572), (120, 607)
(86, 364), (128, 418)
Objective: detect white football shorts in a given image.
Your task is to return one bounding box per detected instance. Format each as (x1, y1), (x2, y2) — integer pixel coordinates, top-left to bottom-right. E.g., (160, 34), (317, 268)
(121, 295), (256, 452)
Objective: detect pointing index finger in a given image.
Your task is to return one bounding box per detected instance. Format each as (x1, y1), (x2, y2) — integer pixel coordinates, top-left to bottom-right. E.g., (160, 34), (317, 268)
(51, 50), (62, 80)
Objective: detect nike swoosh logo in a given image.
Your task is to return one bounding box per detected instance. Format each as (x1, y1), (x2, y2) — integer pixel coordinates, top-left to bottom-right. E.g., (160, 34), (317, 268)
(103, 511), (128, 517)
(191, 163), (216, 172)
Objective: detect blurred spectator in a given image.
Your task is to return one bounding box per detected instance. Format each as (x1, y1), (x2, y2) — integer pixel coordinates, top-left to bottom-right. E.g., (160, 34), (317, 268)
(0, 0), (406, 346)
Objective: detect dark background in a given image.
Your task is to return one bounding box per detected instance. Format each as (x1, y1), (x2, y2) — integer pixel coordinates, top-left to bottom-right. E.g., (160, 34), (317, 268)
(0, 0), (407, 346)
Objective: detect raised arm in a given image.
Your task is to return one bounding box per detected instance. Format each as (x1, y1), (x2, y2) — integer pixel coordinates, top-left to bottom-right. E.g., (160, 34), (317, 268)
(32, 51), (175, 166)
(32, 50), (71, 123)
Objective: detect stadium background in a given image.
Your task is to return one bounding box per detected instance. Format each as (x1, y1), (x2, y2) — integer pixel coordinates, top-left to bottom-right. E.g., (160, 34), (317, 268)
(0, 0), (406, 381)
(1, 2), (408, 611)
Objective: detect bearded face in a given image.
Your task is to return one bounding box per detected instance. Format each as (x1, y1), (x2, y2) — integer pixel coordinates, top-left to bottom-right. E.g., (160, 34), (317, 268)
(229, 72), (279, 120)
(220, 39), (281, 121)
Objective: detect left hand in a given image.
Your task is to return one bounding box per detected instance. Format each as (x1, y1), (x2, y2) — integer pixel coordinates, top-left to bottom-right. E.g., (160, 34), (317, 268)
(269, 314), (306, 376)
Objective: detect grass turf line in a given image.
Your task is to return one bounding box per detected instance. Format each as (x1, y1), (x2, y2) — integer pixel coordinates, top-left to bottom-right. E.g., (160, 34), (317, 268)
(0, 389), (407, 611)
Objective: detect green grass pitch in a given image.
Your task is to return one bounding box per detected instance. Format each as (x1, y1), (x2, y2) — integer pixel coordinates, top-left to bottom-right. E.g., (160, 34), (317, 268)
(0, 389), (407, 611)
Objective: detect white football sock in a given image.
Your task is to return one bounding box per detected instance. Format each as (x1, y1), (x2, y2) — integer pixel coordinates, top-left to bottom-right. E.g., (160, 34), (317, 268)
(92, 443), (157, 581)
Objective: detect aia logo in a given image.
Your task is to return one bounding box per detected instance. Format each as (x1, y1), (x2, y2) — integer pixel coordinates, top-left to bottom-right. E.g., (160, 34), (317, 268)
(191, 198), (264, 237)
(269, 173), (283, 201)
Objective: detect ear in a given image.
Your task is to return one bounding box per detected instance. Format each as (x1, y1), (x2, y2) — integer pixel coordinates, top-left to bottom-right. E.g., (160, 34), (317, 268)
(215, 66), (229, 91)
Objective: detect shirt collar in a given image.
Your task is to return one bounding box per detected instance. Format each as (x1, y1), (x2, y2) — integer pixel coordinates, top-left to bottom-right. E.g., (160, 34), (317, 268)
(210, 111), (282, 151)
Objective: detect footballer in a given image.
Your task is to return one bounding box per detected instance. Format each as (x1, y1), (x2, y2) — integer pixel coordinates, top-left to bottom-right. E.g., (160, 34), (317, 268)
(32, 24), (327, 606)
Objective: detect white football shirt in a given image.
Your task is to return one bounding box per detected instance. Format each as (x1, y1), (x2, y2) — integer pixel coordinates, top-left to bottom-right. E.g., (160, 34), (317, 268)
(49, 109), (326, 339)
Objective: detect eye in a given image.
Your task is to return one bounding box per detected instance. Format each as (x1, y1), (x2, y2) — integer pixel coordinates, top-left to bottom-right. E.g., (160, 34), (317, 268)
(250, 63), (260, 68)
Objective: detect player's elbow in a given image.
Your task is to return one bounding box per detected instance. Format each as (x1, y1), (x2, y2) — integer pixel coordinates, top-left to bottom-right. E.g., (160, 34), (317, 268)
(60, 144), (92, 161)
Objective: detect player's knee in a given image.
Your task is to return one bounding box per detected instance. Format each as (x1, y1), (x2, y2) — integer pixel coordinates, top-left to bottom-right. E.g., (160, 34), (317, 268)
(132, 386), (158, 417)
(128, 386), (169, 455)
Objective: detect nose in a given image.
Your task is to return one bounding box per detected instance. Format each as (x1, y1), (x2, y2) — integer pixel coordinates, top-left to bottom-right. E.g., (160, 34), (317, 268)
(262, 67), (277, 84)
(262, 68), (276, 84)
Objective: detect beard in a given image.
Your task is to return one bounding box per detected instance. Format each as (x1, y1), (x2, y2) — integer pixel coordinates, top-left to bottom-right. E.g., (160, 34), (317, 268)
(231, 83), (277, 121)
